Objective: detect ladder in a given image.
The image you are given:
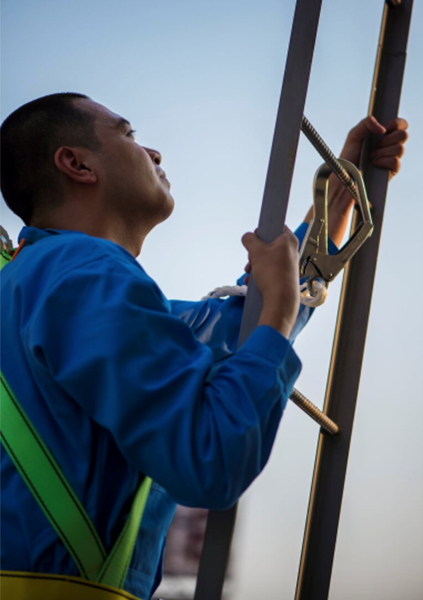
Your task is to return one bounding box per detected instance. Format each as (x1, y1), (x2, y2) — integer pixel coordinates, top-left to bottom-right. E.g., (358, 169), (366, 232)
(193, 1), (414, 599)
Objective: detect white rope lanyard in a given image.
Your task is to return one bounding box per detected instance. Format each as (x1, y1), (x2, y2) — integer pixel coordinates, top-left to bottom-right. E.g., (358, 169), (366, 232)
(202, 277), (327, 308)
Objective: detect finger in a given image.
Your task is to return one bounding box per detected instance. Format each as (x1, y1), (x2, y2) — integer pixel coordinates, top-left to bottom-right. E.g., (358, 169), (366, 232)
(384, 117), (409, 133)
(283, 225), (299, 246)
(284, 226), (299, 250)
(347, 115), (386, 143)
(371, 156), (401, 177)
(244, 262), (251, 274)
(376, 128), (408, 149)
(370, 143), (405, 160)
(242, 232), (263, 252)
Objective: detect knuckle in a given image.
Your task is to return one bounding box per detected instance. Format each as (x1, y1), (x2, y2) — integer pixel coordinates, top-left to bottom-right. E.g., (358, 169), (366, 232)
(399, 129), (409, 142)
(287, 230), (298, 245)
(290, 236), (299, 250)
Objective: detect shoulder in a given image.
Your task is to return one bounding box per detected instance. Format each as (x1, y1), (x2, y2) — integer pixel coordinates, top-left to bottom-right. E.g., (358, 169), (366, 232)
(28, 230), (140, 272)
(8, 229), (144, 281)
(3, 229), (168, 311)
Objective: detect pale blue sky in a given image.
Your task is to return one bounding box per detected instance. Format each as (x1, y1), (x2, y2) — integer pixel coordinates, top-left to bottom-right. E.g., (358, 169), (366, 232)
(1, 1), (422, 598)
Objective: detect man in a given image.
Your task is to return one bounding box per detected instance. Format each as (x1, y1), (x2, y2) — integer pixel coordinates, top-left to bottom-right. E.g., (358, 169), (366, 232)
(0, 93), (408, 599)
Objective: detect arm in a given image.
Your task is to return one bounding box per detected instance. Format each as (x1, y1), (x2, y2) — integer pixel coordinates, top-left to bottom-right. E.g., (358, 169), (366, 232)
(303, 116), (409, 247)
(28, 238), (300, 510)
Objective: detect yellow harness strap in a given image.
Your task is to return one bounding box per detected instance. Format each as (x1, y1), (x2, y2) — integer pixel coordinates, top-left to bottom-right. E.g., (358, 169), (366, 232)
(0, 571), (142, 600)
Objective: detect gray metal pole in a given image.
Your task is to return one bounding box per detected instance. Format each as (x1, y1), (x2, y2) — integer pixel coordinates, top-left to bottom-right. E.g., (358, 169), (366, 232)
(295, 2), (414, 599)
(193, 1), (323, 598)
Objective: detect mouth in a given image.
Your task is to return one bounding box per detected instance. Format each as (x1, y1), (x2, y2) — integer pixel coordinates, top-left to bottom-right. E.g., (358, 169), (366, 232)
(157, 168), (171, 189)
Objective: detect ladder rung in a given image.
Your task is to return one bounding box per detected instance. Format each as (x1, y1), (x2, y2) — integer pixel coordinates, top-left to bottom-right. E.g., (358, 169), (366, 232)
(290, 388), (339, 435)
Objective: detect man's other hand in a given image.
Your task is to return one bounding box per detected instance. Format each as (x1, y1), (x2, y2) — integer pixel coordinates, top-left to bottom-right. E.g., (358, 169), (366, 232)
(340, 115), (409, 179)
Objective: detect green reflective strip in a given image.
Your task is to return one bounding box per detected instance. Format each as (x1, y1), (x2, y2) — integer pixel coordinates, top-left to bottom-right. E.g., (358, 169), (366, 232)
(98, 476), (152, 589)
(0, 374), (107, 580)
(1, 249), (12, 268)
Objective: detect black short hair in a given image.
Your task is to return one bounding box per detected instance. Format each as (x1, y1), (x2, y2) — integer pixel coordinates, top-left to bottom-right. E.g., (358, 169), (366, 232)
(1, 92), (102, 225)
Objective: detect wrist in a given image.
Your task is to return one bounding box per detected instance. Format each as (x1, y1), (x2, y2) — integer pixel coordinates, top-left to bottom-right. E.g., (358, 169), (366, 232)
(258, 302), (294, 339)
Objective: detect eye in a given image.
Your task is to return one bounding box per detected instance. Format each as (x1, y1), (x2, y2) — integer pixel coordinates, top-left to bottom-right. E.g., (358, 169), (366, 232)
(126, 129), (136, 138)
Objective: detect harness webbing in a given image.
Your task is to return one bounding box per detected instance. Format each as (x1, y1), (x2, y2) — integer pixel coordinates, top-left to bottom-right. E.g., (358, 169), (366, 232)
(1, 248), (11, 267)
(98, 478), (152, 589)
(0, 246), (152, 592)
(0, 374), (107, 580)
(0, 570), (143, 600)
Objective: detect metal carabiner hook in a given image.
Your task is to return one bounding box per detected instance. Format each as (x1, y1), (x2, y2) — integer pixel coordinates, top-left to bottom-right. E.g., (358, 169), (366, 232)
(299, 159), (374, 302)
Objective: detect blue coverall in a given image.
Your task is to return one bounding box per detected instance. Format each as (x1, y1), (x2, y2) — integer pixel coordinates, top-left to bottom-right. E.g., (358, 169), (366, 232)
(1, 223), (314, 599)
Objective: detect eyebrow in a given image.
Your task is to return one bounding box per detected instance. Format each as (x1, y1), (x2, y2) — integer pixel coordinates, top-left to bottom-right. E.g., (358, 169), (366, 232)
(115, 117), (132, 131)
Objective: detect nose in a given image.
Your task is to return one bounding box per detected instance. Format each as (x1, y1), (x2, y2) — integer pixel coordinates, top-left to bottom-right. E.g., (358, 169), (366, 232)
(144, 147), (162, 166)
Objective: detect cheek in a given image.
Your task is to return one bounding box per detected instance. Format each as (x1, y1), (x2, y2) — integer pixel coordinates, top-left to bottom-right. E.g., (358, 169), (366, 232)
(135, 152), (156, 181)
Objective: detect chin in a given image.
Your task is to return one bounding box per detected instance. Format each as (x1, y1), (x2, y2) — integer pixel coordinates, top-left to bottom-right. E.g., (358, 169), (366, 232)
(159, 193), (175, 222)
(146, 196), (174, 232)
(133, 189), (175, 228)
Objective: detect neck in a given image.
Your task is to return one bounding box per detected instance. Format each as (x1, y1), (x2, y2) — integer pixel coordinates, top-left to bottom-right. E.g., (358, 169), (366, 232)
(31, 202), (148, 258)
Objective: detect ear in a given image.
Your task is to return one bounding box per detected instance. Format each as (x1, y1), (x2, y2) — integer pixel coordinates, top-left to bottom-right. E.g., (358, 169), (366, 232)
(54, 147), (98, 184)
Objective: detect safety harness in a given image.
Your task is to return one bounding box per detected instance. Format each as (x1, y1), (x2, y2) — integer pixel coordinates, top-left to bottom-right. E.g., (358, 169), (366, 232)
(0, 230), (152, 600)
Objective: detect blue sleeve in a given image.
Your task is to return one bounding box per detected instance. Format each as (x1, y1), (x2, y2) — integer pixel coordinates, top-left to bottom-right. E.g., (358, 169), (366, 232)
(171, 222), (334, 352)
(26, 255), (301, 510)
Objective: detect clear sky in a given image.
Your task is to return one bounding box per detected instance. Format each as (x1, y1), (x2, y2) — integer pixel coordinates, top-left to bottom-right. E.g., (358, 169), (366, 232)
(1, 1), (422, 598)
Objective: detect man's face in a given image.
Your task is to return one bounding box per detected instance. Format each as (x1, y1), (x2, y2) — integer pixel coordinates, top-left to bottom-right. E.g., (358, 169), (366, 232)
(77, 99), (174, 227)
